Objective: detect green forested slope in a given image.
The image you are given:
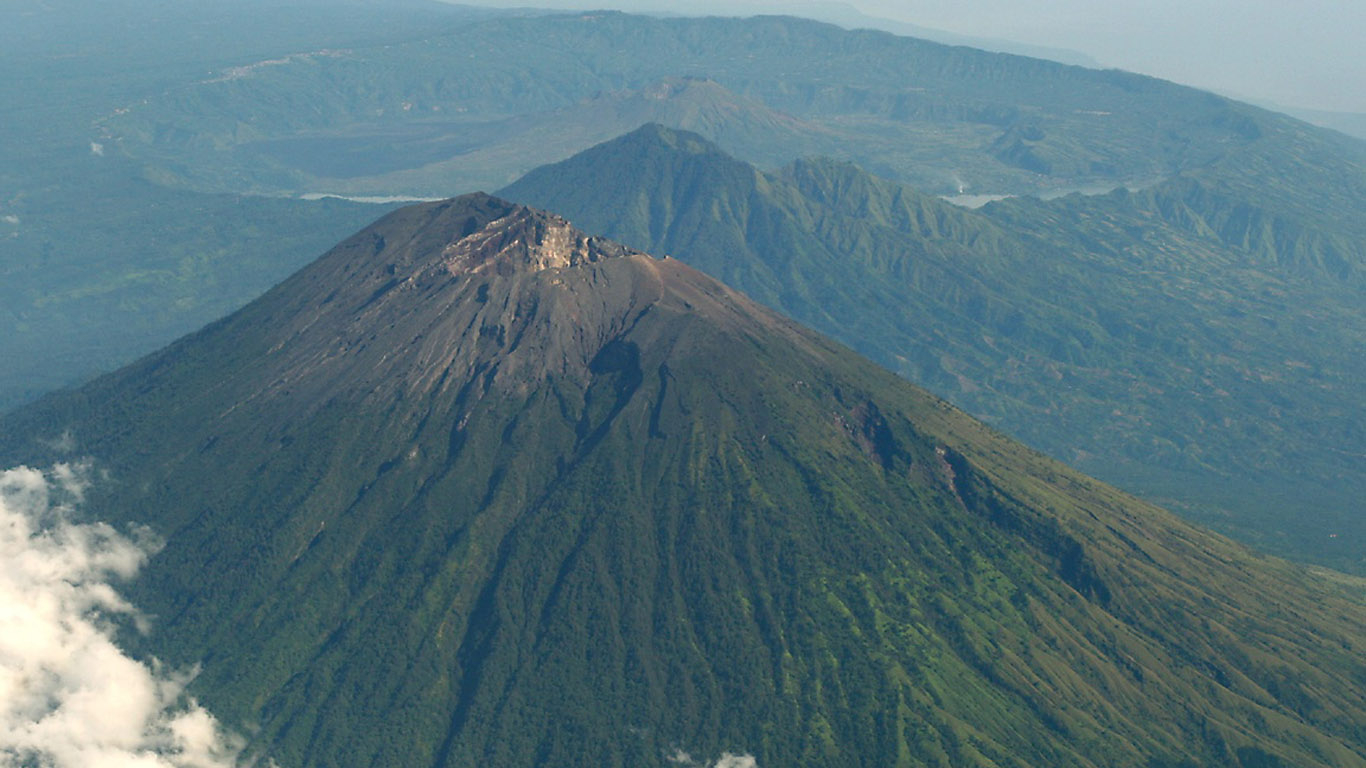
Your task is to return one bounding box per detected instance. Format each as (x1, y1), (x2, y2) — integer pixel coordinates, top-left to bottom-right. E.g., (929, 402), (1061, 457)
(2, 195), (1364, 767)
(501, 126), (1365, 572)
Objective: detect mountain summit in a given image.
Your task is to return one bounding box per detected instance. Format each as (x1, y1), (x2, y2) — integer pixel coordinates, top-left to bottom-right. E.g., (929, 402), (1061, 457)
(3, 193), (1365, 768)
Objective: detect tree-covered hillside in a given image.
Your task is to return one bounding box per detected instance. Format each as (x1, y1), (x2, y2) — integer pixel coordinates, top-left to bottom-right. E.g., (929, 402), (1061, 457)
(501, 125), (1365, 572)
(2, 195), (1364, 767)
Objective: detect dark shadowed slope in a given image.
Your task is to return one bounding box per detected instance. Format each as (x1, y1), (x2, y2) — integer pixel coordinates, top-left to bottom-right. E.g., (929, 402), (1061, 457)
(2, 194), (1364, 768)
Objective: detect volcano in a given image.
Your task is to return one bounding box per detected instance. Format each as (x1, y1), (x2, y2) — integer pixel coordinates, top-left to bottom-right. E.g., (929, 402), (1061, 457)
(2, 193), (1363, 768)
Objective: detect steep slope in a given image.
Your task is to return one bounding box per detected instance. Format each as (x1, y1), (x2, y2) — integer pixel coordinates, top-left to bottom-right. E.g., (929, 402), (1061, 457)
(2, 194), (1365, 768)
(499, 125), (1366, 572)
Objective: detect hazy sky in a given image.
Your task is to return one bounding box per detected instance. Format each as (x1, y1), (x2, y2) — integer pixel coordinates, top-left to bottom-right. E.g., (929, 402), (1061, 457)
(857, 0), (1366, 113)
(462, 0), (1366, 114)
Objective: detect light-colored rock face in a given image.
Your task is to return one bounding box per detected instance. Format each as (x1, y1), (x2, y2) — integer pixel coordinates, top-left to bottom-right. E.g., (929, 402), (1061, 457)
(440, 209), (610, 276)
(239, 196), (673, 411)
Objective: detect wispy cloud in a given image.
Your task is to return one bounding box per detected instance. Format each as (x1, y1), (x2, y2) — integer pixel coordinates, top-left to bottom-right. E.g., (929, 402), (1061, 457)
(667, 747), (758, 768)
(712, 754), (757, 768)
(0, 464), (245, 768)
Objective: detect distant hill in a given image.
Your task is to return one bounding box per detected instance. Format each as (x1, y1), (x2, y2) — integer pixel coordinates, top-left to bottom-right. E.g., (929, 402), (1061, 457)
(501, 125), (1365, 572)
(239, 76), (842, 194)
(101, 11), (1333, 197)
(3, 194), (1365, 767)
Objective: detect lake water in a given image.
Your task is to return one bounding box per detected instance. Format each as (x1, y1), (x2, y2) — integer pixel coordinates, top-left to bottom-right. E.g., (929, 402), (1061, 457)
(942, 178), (1164, 208)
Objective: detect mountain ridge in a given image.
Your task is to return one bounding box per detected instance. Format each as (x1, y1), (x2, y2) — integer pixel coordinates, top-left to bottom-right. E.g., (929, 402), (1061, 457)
(16, 4), (1366, 429)
(103, 10), (1351, 198)
(2, 193), (1365, 767)
(498, 124), (1365, 571)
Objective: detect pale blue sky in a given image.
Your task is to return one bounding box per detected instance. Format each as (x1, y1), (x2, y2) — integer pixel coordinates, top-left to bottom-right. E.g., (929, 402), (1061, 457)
(856, 0), (1366, 113)
(458, 0), (1366, 114)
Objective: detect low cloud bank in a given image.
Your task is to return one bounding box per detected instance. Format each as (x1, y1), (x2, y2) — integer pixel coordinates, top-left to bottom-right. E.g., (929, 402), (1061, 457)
(0, 464), (244, 768)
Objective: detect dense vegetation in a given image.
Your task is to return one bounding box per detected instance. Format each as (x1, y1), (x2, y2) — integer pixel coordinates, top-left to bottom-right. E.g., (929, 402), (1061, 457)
(7, 4), (1365, 765)
(500, 125), (1365, 572)
(3, 195), (1364, 767)
(100, 9), (1325, 198)
(9, 3), (1364, 563)
(0, 155), (391, 409)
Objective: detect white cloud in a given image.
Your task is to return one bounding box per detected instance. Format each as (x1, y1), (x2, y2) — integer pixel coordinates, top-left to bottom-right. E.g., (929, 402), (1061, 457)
(90, 142), (105, 156)
(0, 464), (245, 768)
(665, 748), (758, 768)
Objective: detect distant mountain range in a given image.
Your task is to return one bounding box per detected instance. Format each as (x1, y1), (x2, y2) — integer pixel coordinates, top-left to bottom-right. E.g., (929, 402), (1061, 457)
(3, 194), (1364, 767)
(450, 0), (1106, 66)
(101, 10), (1320, 197)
